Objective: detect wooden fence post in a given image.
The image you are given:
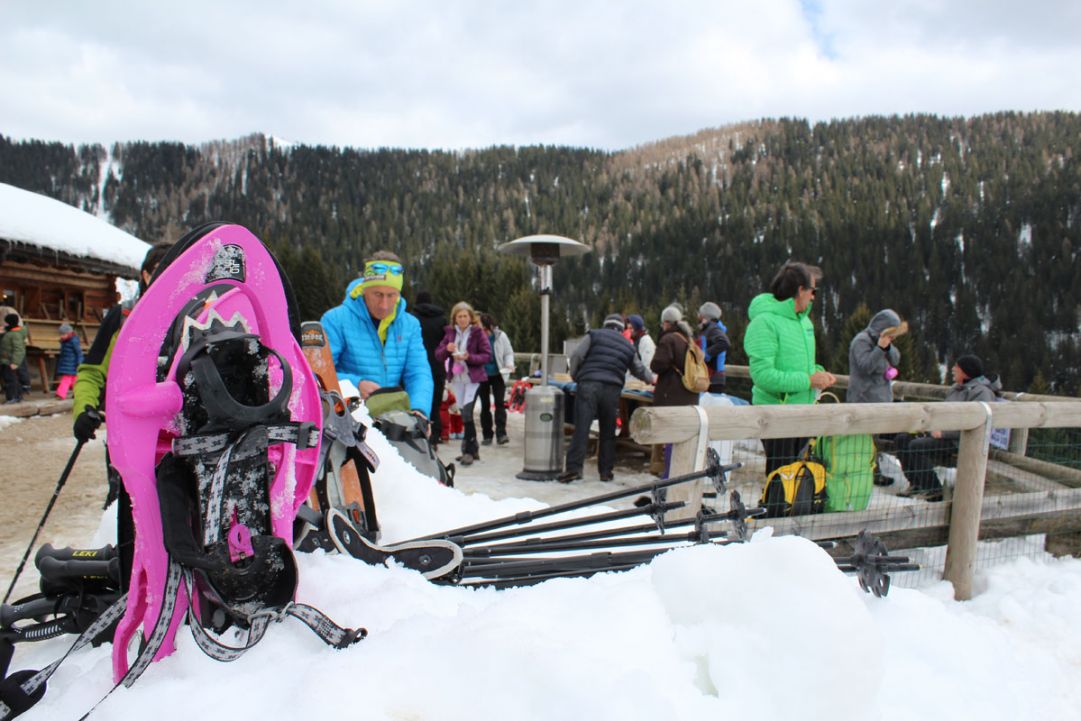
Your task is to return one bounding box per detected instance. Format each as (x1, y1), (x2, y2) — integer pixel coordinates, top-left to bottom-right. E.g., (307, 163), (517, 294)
(664, 407), (710, 522)
(943, 402), (994, 601)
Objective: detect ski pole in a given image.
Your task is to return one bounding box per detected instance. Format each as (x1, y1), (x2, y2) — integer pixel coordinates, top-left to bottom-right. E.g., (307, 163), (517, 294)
(458, 547), (678, 578)
(454, 564), (645, 589)
(460, 502), (755, 555)
(455, 501), (685, 547)
(3, 439), (86, 604)
(411, 461), (739, 543)
(464, 527), (730, 558)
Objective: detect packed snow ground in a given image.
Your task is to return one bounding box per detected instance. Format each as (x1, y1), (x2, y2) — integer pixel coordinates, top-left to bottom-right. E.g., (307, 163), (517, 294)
(7, 409), (1081, 721)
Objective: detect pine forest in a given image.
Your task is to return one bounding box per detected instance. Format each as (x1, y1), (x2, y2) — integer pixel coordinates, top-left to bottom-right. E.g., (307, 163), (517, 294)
(2, 111), (1080, 395)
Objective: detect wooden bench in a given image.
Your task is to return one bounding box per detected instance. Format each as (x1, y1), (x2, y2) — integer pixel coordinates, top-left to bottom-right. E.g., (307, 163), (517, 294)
(23, 318), (97, 393)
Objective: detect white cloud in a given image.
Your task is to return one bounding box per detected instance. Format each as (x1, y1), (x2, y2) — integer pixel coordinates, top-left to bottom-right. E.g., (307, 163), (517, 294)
(1, 0), (1080, 150)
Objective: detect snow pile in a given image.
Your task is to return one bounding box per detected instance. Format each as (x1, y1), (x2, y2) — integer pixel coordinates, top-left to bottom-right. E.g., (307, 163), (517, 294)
(0, 415), (23, 431)
(0, 183), (148, 272)
(12, 414), (1081, 721)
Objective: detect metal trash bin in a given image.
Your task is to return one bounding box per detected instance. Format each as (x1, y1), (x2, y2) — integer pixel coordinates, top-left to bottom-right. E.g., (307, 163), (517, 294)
(516, 385), (565, 481)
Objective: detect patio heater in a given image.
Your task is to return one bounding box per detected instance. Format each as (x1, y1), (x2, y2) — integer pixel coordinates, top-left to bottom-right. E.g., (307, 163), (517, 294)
(497, 234), (591, 480)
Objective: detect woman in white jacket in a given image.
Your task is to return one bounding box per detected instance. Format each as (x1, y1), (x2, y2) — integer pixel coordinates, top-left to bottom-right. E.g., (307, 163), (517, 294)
(477, 312), (516, 445)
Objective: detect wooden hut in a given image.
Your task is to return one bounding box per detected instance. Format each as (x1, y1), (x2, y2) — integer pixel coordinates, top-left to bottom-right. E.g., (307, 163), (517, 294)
(0, 183), (148, 392)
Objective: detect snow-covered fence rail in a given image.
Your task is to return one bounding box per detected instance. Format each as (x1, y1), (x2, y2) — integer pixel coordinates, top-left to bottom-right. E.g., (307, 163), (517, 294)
(629, 400), (1081, 600)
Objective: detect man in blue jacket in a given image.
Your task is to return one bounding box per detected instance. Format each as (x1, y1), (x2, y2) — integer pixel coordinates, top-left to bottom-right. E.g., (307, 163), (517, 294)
(321, 251), (433, 417)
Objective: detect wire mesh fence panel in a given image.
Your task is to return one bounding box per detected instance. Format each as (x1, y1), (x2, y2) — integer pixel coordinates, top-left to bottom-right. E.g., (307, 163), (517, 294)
(701, 424), (1081, 590)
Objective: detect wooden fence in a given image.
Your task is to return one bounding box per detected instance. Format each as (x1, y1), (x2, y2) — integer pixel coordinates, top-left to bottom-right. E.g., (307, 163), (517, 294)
(629, 398), (1081, 601)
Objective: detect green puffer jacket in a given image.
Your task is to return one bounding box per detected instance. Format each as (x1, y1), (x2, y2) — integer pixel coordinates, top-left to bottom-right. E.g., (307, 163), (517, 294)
(743, 292), (823, 406)
(0, 326), (28, 367)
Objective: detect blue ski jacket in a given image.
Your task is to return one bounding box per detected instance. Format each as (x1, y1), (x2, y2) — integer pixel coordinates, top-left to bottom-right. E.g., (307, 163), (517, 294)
(321, 279), (434, 416)
(56, 333), (84, 376)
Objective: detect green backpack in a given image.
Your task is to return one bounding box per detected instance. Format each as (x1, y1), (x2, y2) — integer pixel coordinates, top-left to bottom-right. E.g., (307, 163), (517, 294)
(811, 434), (876, 512)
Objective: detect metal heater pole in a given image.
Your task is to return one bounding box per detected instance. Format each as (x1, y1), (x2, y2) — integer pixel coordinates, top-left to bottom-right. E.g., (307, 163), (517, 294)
(539, 264), (551, 386)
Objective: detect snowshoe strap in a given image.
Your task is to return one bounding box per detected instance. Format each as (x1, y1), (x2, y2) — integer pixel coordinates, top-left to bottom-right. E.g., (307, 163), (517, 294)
(171, 422), (318, 457)
(182, 570), (364, 662)
(285, 603), (366, 649)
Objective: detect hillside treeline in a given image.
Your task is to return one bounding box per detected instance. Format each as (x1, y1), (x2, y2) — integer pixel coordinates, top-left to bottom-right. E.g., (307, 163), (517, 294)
(1, 111), (1079, 395)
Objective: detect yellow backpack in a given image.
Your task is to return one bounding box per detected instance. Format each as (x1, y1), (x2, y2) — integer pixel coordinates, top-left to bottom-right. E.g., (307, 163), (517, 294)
(678, 336), (711, 393)
(760, 458), (828, 517)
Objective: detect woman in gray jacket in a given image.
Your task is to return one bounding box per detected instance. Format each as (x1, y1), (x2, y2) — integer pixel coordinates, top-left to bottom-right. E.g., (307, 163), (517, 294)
(846, 309), (905, 403)
(847, 308), (906, 487)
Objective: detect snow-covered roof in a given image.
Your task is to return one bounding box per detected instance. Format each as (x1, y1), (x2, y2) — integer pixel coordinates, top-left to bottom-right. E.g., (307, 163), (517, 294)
(0, 182), (149, 274)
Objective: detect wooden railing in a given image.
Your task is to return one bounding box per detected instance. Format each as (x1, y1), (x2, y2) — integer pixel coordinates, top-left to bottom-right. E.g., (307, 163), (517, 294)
(629, 399), (1081, 601)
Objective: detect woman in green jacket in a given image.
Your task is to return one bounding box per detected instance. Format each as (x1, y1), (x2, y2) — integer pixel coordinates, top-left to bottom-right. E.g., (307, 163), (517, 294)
(744, 261), (836, 475)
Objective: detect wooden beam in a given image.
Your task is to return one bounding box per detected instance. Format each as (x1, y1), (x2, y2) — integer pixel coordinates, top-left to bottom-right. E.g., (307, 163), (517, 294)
(989, 448), (1081, 489)
(631, 401), (1081, 446)
(724, 487), (1081, 545)
(724, 364), (1081, 404)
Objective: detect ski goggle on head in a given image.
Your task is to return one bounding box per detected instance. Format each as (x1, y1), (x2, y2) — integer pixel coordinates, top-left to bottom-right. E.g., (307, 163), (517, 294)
(352, 259), (405, 297)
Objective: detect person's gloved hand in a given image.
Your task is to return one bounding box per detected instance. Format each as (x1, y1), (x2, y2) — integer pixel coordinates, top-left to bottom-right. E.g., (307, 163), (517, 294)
(73, 407), (104, 442)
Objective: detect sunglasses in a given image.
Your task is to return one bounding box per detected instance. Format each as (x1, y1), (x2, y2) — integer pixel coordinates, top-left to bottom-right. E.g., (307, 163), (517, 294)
(810, 287), (818, 297)
(365, 262), (404, 276)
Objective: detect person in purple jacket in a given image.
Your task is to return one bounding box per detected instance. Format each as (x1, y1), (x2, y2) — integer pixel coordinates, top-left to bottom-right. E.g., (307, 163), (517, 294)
(435, 302), (491, 466)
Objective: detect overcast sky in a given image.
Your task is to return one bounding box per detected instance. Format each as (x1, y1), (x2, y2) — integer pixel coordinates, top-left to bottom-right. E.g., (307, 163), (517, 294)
(2, 0), (1080, 151)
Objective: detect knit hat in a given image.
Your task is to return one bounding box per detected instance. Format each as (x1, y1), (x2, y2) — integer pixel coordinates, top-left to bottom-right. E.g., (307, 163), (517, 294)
(603, 313), (625, 330)
(627, 314), (645, 332)
(350, 258), (405, 299)
(4, 313), (18, 328)
(660, 305), (682, 324)
(58, 322), (73, 334)
(698, 302), (722, 321)
(955, 354), (984, 380)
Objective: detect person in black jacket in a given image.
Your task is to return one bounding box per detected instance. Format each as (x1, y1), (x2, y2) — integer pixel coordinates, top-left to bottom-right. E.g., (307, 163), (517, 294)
(558, 314), (654, 483)
(410, 290), (449, 446)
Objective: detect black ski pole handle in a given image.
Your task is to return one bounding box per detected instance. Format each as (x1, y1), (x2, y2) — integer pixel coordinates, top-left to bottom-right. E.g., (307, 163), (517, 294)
(1, 595), (60, 630)
(2, 439), (87, 605)
(34, 544), (118, 566)
(36, 557), (120, 587)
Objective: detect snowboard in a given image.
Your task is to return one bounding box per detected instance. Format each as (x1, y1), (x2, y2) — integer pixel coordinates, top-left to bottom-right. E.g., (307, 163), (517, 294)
(299, 321), (380, 542)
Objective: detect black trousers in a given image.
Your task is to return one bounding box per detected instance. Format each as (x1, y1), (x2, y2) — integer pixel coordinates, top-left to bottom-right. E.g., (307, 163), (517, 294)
(894, 433), (957, 491)
(565, 381), (621, 476)
(477, 373), (507, 439)
(762, 436), (810, 477)
(1, 364), (21, 401)
(460, 398), (479, 456)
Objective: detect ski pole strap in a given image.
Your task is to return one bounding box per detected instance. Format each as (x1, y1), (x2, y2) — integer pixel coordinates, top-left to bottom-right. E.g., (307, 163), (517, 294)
(0, 593), (127, 721)
(171, 422), (319, 457)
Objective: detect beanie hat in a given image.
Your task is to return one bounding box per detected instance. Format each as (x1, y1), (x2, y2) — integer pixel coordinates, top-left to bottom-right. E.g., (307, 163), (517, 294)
(698, 302), (722, 321)
(603, 313), (625, 330)
(4, 313), (18, 328)
(350, 258), (405, 299)
(627, 314), (645, 332)
(660, 305), (682, 324)
(956, 354), (984, 380)
(58, 322), (73, 334)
